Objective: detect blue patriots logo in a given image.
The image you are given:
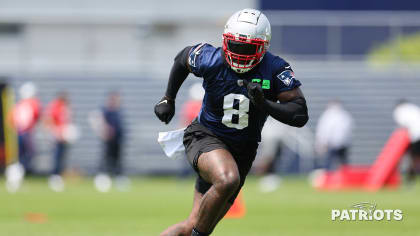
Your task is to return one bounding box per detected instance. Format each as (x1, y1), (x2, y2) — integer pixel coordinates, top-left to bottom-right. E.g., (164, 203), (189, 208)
(188, 43), (205, 68)
(277, 70), (294, 86)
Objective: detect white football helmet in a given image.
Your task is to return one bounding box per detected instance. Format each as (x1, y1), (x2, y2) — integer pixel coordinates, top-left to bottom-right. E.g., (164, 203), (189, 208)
(223, 9), (271, 73)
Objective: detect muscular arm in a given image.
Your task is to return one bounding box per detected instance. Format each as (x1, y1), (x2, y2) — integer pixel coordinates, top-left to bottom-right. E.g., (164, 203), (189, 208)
(154, 46), (192, 124)
(262, 88), (309, 127)
(247, 82), (308, 127)
(164, 46), (193, 100)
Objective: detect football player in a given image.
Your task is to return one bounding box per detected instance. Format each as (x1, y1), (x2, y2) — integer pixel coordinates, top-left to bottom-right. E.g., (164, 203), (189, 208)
(154, 8), (309, 236)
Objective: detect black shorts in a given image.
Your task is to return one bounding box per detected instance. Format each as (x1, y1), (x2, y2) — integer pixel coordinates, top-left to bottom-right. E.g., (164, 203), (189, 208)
(183, 120), (258, 204)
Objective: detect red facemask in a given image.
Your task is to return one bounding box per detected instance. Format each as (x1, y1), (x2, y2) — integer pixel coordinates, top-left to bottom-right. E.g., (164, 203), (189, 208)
(222, 33), (268, 72)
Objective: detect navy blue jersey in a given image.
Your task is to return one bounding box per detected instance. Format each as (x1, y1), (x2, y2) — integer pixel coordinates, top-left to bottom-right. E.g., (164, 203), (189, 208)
(187, 43), (301, 143)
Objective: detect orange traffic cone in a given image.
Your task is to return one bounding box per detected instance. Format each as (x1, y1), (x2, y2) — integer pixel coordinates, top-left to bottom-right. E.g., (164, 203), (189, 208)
(224, 192), (246, 218)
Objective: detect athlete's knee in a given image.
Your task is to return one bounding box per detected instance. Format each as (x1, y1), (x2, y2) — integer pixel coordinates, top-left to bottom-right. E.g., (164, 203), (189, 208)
(214, 170), (240, 195)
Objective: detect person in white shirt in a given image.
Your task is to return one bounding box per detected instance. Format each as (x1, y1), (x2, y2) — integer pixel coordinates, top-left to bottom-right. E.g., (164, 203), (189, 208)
(393, 100), (420, 183)
(315, 100), (354, 170)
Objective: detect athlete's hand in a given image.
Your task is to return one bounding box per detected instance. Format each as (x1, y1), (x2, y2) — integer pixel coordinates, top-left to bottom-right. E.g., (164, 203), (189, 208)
(154, 96), (175, 124)
(246, 82), (265, 106)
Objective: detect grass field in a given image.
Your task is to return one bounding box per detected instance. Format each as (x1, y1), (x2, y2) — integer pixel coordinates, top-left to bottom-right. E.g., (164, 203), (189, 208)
(0, 177), (419, 236)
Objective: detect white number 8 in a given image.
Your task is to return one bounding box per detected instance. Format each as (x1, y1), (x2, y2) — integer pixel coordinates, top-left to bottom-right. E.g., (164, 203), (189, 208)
(222, 94), (250, 130)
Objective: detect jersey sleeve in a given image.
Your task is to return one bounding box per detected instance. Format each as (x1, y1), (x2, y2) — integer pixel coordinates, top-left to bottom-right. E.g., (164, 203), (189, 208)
(272, 58), (301, 94)
(187, 43), (217, 78)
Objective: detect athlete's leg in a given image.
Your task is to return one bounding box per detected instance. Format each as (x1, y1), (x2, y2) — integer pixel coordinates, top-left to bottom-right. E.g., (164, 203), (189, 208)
(193, 148), (240, 234)
(209, 202), (232, 230)
(160, 189), (203, 236)
(159, 176), (233, 236)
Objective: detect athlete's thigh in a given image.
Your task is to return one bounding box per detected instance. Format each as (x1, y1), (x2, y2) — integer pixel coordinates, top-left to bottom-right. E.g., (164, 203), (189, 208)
(196, 149), (239, 185)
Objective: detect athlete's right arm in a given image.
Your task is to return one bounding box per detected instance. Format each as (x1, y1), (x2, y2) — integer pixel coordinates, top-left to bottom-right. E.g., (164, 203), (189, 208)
(154, 46), (192, 124)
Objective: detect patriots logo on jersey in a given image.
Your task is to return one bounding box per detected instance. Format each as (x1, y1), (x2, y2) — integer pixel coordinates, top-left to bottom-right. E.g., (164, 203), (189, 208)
(277, 70), (295, 86)
(188, 43), (205, 68)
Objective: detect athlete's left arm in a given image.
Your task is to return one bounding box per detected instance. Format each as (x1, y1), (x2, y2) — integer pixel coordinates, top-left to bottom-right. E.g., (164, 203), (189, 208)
(247, 83), (308, 127)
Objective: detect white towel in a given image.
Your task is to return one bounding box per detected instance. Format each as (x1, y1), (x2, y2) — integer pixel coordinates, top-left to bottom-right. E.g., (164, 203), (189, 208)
(157, 128), (186, 160)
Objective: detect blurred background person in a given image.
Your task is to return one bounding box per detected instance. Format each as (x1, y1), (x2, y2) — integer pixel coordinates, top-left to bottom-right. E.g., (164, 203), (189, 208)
(44, 92), (74, 192)
(315, 100), (354, 171)
(101, 92), (125, 178)
(90, 91), (128, 192)
(393, 100), (420, 185)
(255, 118), (287, 193)
(10, 82), (41, 175)
(256, 117), (315, 192)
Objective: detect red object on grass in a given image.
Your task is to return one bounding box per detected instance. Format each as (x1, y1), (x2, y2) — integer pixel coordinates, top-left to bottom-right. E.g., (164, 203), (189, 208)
(314, 129), (410, 191)
(24, 212), (48, 224)
(225, 192), (246, 219)
(365, 128), (410, 191)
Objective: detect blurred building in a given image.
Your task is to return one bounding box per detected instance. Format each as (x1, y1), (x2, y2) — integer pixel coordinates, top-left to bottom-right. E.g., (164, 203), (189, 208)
(1, 0), (420, 174)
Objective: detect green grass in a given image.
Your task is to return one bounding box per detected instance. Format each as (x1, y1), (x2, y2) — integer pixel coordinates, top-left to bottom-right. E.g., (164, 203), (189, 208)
(0, 177), (419, 236)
